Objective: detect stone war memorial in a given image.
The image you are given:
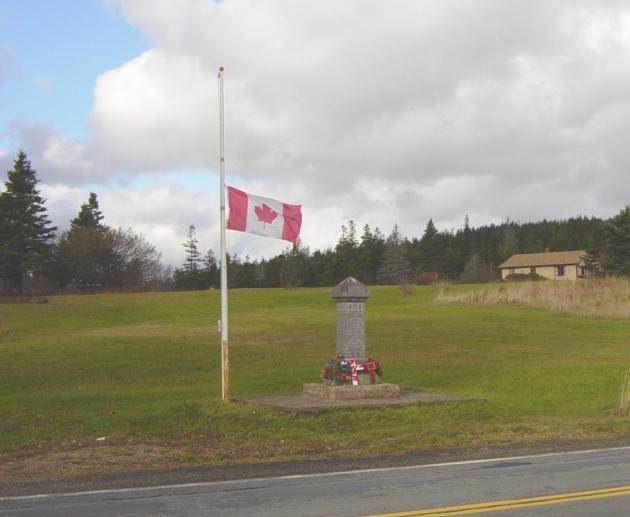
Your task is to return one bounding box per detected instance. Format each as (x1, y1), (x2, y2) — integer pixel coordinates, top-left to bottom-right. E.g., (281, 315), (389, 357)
(303, 277), (401, 399)
(239, 277), (478, 411)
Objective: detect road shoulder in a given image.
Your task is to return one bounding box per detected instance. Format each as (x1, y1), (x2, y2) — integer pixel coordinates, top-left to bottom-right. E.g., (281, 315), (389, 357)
(2, 435), (630, 498)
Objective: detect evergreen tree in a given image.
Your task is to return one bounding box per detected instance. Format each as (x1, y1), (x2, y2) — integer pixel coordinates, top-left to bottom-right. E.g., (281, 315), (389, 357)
(182, 225), (201, 273)
(357, 224), (385, 284)
(460, 214), (473, 259)
(259, 254), (283, 287)
(421, 218), (438, 241)
(70, 192), (104, 231)
(237, 255), (260, 288)
(173, 225), (205, 290)
(50, 191), (111, 290)
(334, 220), (359, 281)
(416, 218), (441, 274)
(581, 249), (601, 276)
(377, 224), (411, 284)
(280, 239), (309, 288)
(280, 245), (299, 288)
(227, 253), (242, 287)
(442, 216), (474, 278)
(498, 221), (519, 261)
(603, 206), (630, 276)
(202, 249), (220, 288)
(311, 248), (336, 286)
(0, 151), (56, 294)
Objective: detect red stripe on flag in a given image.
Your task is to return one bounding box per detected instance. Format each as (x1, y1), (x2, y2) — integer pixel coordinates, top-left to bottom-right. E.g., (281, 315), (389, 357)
(227, 186), (247, 231)
(282, 202), (302, 243)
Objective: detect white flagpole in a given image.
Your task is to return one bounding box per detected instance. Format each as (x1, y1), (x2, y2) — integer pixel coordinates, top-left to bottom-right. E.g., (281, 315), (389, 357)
(218, 66), (229, 403)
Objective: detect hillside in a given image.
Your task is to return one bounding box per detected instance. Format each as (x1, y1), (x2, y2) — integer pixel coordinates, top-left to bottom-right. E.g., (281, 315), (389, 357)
(1, 286), (629, 478)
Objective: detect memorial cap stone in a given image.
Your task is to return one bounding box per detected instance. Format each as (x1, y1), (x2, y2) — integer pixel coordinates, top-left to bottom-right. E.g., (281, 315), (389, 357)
(332, 277), (370, 360)
(331, 277), (370, 302)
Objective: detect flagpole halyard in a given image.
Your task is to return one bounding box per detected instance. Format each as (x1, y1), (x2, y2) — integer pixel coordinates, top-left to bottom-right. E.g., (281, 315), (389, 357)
(218, 66), (230, 403)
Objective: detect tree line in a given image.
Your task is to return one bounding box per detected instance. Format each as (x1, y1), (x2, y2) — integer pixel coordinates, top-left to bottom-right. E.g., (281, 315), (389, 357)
(172, 214), (612, 290)
(2, 151), (630, 295)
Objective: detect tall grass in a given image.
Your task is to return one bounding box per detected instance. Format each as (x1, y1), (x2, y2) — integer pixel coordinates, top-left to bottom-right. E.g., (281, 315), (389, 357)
(436, 278), (630, 318)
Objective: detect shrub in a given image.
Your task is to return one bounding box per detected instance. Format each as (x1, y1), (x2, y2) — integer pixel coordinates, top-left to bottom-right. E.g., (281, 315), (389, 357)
(459, 254), (497, 284)
(416, 271), (438, 285)
(505, 272), (546, 282)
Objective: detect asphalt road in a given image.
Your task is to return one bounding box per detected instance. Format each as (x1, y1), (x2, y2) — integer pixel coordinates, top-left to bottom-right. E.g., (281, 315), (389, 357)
(1, 446), (630, 516)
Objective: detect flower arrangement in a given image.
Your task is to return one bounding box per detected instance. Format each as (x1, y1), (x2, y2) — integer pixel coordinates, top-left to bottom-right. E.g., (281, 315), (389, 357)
(321, 356), (383, 385)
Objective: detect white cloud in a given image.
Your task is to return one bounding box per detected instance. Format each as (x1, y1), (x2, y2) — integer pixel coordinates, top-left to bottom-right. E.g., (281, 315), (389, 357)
(4, 122), (104, 184)
(7, 0), (630, 259)
(89, 50), (216, 172)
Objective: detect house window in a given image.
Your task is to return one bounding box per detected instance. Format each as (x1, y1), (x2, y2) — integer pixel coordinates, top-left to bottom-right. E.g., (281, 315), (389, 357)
(555, 265), (565, 277)
(530, 267), (536, 274)
(508, 268), (515, 275)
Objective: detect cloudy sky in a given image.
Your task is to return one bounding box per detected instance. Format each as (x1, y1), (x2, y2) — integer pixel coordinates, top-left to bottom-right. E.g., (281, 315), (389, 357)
(2, 0), (630, 265)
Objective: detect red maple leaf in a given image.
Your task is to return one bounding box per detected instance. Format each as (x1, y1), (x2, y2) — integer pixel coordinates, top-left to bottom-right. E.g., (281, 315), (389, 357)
(254, 203), (278, 226)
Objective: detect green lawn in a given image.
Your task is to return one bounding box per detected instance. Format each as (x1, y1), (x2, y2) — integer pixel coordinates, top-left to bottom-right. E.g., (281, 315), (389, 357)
(1, 285), (629, 475)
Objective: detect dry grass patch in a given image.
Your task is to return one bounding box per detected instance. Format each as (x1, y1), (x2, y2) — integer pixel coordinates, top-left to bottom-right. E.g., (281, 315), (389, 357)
(436, 278), (630, 318)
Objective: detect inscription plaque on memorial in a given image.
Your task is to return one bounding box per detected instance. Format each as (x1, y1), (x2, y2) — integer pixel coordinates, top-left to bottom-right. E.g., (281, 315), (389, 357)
(331, 277), (370, 361)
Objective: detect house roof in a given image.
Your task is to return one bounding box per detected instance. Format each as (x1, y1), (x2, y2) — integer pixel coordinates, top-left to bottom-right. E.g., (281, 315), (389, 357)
(498, 250), (587, 269)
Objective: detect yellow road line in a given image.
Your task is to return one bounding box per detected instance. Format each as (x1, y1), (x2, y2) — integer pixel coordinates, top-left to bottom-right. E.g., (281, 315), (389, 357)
(364, 484), (630, 516)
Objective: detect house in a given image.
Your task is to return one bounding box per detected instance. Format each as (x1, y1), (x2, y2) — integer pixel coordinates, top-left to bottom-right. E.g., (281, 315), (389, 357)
(498, 250), (588, 281)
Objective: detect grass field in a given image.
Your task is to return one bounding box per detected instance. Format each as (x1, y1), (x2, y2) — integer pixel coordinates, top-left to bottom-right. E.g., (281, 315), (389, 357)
(1, 284), (630, 477)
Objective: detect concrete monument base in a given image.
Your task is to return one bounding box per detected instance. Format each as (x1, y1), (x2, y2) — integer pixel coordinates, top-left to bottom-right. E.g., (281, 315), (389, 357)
(303, 383), (400, 400)
(234, 390), (484, 413)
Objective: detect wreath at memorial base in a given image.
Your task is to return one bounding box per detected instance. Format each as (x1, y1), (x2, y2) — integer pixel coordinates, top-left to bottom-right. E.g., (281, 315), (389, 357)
(321, 355), (383, 385)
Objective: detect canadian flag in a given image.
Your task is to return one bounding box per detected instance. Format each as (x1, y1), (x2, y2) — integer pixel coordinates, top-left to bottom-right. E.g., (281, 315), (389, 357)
(226, 186), (302, 243)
